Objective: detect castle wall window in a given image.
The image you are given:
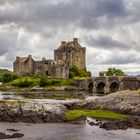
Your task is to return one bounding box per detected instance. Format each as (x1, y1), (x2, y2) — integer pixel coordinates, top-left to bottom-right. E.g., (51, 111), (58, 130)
(77, 56), (78, 61)
(46, 71), (49, 76)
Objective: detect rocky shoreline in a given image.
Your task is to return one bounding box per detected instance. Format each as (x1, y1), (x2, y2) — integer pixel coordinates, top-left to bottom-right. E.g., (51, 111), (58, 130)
(0, 90), (140, 131)
(64, 90), (140, 115)
(0, 100), (67, 123)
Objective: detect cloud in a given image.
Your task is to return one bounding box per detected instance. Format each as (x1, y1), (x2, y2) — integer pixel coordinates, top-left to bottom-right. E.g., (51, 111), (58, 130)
(85, 35), (129, 50)
(0, 0), (140, 75)
(102, 51), (140, 65)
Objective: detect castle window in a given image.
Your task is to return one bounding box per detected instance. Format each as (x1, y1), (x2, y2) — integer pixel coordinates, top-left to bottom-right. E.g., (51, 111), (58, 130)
(77, 56), (78, 61)
(46, 71), (49, 76)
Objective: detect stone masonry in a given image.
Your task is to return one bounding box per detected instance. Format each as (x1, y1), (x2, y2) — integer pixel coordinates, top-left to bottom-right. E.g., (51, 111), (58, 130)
(13, 38), (86, 78)
(78, 76), (140, 94)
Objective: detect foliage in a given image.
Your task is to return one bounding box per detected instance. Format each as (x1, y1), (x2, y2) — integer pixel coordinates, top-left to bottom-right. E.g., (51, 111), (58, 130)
(99, 67), (126, 76)
(69, 64), (91, 79)
(0, 69), (12, 82)
(39, 77), (76, 87)
(1, 72), (18, 83)
(1, 75), (76, 88)
(65, 110), (128, 121)
(39, 77), (59, 87)
(10, 77), (40, 87)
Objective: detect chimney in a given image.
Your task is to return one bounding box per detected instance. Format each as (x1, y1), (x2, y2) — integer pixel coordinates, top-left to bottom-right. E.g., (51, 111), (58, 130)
(73, 38), (78, 45)
(61, 41), (66, 46)
(16, 56), (20, 60)
(28, 55), (32, 59)
(42, 57), (46, 61)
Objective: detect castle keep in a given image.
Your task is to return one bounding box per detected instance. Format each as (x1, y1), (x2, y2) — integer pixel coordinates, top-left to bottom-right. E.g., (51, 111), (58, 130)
(13, 38), (86, 78)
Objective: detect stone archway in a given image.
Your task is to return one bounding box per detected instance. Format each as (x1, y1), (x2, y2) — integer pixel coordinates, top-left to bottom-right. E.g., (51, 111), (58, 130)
(96, 82), (105, 94)
(110, 82), (119, 93)
(88, 82), (93, 92)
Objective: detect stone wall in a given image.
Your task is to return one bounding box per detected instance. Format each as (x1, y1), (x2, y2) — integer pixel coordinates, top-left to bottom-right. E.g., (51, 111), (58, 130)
(13, 55), (35, 76)
(54, 38), (86, 69)
(13, 38), (86, 78)
(78, 76), (140, 94)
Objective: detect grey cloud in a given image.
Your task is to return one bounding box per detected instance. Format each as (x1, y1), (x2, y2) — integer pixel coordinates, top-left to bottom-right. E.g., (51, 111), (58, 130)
(0, 0), (138, 32)
(0, 32), (17, 56)
(102, 52), (140, 65)
(85, 35), (128, 50)
(0, 0), (140, 74)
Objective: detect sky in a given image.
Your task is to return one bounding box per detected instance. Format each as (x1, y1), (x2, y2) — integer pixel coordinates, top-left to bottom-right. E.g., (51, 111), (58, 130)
(0, 0), (140, 76)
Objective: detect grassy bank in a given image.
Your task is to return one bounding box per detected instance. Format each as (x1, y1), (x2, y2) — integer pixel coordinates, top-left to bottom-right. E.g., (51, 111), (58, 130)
(0, 76), (76, 89)
(65, 110), (128, 121)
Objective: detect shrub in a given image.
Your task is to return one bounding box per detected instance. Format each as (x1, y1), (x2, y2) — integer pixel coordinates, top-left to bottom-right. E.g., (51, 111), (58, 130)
(11, 78), (33, 87)
(10, 77), (39, 87)
(39, 77), (76, 87)
(39, 78), (60, 87)
(69, 64), (91, 79)
(1, 72), (18, 83)
(99, 68), (126, 76)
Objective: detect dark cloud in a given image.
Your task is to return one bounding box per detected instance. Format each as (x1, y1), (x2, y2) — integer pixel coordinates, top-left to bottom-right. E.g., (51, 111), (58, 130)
(102, 52), (140, 65)
(0, 0), (140, 75)
(85, 35), (129, 50)
(0, 32), (17, 56)
(0, 0), (138, 31)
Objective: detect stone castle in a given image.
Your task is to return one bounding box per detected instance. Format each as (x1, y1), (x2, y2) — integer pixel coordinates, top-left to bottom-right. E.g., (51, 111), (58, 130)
(13, 38), (86, 78)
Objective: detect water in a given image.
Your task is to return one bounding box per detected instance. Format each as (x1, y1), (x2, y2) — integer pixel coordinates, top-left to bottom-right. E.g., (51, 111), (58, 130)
(0, 91), (99, 104)
(0, 122), (140, 140)
(0, 91), (139, 140)
(0, 92), (23, 100)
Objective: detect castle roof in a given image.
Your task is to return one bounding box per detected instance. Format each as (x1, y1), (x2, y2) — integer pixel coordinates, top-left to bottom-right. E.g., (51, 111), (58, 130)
(17, 57), (28, 63)
(56, 38), (82, 50)
(14, 55), (33, 63)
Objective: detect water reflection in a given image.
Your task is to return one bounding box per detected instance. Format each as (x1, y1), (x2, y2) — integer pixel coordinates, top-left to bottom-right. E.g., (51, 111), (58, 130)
(0, 122), (139, 140)
(0, 92), (23, 100)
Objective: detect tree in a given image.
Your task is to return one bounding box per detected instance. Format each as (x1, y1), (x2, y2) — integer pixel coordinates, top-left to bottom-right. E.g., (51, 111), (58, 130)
(99, 68), (126, 76)
(1, 72), (18, 83)
(69, 64), (91, 78)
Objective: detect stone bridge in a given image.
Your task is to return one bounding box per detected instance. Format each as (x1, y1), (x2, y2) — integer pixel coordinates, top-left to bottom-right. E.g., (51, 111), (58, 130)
(78, 76), (140, 94)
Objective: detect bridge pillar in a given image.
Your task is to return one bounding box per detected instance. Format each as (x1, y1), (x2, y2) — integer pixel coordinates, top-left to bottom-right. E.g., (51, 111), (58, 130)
(93, 82), (97, 94)
(104, 79), (110, 94)
(119, 81), (124, 91)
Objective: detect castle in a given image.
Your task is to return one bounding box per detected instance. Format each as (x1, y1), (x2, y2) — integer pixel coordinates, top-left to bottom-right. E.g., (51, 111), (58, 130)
(13, 38), (86, 78)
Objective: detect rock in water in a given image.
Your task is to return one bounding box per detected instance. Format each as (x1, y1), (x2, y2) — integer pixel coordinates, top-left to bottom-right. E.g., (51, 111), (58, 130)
(10, 133), (24, 138)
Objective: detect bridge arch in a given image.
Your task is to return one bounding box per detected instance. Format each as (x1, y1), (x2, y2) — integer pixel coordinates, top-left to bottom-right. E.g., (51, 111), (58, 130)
(110, 82), (119, 93)
(88, 82), (93, 92)
(96, 82), (106, 94)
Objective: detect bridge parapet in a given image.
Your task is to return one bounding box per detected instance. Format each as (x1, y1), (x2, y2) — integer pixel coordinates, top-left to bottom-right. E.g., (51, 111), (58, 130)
(78, 76), (140, 94)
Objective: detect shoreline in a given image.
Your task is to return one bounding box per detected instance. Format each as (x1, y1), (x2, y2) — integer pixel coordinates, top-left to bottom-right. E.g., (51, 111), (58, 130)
(0, 90), (139, 131)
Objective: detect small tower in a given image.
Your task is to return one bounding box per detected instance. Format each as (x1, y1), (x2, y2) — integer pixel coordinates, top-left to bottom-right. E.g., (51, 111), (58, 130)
(54, 38), (86, 69)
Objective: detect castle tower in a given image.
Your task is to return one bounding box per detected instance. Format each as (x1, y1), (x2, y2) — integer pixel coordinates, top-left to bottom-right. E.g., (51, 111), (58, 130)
(54, 38), (86, 69)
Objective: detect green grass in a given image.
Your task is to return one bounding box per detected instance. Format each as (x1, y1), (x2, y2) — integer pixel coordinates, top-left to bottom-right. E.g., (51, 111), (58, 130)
(0, 76), (76, 89)
(39, 78), (76, 87)
(65, 110), (128, 121)
(73, 76), (88, 80)
(10, 77), (40, 87)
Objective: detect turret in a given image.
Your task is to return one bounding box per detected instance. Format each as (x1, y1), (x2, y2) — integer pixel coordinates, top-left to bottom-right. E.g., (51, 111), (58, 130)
(73, 38), (78, 46)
